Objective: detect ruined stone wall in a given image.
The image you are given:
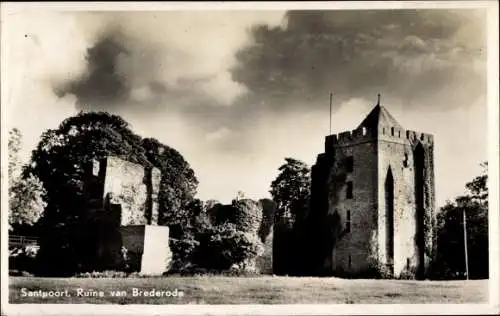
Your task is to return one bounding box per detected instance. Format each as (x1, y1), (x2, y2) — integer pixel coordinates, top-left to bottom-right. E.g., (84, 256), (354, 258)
(256, 228), (273, 274)
(142, 225), (172, 275)
(329, 131), (379, 275)
(102, 156), (160, 226)
(120, 225), (172, 275)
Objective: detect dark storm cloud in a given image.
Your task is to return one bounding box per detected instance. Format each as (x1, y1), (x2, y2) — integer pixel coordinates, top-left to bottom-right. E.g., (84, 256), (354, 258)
(230, 9), (486, 112)
(54, 29), (130, 107)
(53, 24), (171, 111)
(50, 9), (487, 156)
(51, 17), (222, 113)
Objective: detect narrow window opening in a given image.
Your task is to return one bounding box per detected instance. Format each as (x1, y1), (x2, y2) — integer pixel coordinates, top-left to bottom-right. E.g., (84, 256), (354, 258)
(346, 210), (351, 233)
(391, 127), (395, 136)
(348, 254), (352, 269)
(346, 156), (353, 173)
(382, 127), (385, 134)
(346, 181), (353, 199)
(362, 127), (367, 136)
(403, 153), (409, 168)
(406, 258), (411, 270)
(398, 131), (401, 137)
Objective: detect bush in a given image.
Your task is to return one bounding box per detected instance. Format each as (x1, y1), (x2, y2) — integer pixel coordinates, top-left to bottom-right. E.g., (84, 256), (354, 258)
(9, 245), (39, 274)
(74, 270), (128, 278)
(194, 223), (263, 271)
(168, 237), (199, 273)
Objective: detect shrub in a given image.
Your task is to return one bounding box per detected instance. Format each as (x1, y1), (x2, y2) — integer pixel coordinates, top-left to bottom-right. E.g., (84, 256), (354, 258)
(9, 245), (39, 274)
(194, 223), (263, 271)
(168, 236), (199, 273)
(74, 270), (128, 278)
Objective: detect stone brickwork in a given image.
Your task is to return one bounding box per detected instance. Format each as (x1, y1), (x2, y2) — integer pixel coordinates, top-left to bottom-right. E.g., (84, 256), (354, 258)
(103, 156), (161, 226)
(309, 103), (435, 279)
(83, 156), (170, 275)
(121, 225), (172, 275)
(256, 228), (273, 274)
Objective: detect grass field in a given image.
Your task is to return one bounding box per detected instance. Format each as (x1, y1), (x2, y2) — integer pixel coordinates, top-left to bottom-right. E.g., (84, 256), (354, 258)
(9, 276), (488, 304)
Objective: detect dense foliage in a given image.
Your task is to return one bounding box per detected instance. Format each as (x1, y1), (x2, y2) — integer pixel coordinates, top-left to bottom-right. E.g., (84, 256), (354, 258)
(270, 158), (311, 275)
(8, 128), (46, 233)
(431, 162), (489, 280)
(168, 195), (265, 274)
(270, 158), (311, 222)
(24, 112), (197, 275)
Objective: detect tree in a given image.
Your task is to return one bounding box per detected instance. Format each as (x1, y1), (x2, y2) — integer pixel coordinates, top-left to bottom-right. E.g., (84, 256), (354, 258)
(270, 158), (311, 223)
(465, 162), (488, 205)
(194, 223), (263, 271)
(183, 194), (264, 273)
(432, 162), (488, 279)
(141, 137), (198, 232)
(9, 174), (47, 232)
(8, 128), (46, 233)
(8, 128), (22, 179)
(270, 158), (311, 275)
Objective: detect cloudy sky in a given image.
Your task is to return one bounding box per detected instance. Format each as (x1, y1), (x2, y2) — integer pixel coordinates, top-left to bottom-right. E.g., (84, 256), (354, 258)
(2, 4), (491, 207)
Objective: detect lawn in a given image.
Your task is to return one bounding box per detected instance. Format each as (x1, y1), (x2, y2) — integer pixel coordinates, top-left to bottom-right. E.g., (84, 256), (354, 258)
(9, 276), (488, 304)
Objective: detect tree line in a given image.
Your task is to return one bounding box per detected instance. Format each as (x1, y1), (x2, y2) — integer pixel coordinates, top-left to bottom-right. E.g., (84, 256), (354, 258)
(8, 112), (489, 279)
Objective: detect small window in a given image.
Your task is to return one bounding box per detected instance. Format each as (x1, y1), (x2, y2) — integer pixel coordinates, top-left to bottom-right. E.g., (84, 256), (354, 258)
(382, 127), (385, 134)
(346, 210), (351, 233)
(348, 254), (352, 269)
(362, 127), (367, 136)
(403, 153), (409, 168)
(391, 127), (395, 136)
(406, 258), (410, 270)
(346, 181), (353, 199)
(346, 156), (353, 173)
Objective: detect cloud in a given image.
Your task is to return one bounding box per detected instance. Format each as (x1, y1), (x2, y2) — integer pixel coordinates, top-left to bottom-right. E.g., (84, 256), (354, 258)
(230, 9), (486, 112)
(206, 127), (233, 142)
(52, 11), (286, 111)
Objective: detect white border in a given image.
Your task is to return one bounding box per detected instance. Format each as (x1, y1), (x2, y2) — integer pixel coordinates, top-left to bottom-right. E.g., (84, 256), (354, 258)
(1, 1), (499, 315)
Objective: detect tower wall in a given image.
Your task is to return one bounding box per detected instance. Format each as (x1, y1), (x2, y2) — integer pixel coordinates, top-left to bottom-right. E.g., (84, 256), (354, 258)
(308, 103), (436, 278)
(309, 125), (435, 278)
(324, 127), (379, 275)
(377, 128), (420, 278)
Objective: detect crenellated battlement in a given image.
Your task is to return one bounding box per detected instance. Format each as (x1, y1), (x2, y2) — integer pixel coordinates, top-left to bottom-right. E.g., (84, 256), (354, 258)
(405, 129), (434, 145)
(325, 126), (375, 150)
(325, 126), (433, 151)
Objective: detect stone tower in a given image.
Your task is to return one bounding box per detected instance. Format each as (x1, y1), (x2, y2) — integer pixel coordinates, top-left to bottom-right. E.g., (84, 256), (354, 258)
(308, 98), (435, 279)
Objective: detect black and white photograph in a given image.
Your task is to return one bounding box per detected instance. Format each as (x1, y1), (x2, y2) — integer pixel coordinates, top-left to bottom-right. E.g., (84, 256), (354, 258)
(1, 1), (498, 315)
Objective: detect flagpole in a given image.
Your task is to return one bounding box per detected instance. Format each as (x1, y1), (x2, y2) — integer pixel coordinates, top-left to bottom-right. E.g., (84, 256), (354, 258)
(463, 208), (469, 280)
(329, 92), (333, 135)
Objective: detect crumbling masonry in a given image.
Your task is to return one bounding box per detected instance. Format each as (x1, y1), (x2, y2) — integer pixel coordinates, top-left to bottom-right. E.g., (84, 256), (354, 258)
(83, 156), (171, 275)
(308, 101), (436, 279)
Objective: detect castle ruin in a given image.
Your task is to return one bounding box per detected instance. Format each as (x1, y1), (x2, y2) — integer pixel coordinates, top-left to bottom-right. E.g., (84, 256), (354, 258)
(83, 156), (171, 275)
(308, 99), (436, 279)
